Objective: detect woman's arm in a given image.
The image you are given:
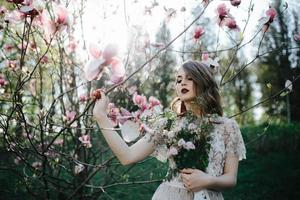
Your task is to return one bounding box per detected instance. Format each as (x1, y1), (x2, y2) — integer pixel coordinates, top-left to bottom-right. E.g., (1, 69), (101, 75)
(181, 154), (239, 192)
(93, 91), (155, 165)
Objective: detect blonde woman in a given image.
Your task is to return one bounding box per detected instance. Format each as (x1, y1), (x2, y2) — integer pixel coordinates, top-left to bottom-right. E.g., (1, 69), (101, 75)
(93, 60), (246, 200)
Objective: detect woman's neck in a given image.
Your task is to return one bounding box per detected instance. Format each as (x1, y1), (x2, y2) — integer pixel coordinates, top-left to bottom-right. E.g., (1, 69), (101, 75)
(184, 101), (202, 117)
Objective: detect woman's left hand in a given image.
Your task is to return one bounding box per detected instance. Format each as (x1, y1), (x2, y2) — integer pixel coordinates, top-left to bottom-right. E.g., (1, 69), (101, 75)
(180, 168), (212, 192)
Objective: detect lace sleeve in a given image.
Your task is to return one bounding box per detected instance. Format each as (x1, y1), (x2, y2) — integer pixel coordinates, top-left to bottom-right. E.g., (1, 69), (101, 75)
(224, 118), (246, 161)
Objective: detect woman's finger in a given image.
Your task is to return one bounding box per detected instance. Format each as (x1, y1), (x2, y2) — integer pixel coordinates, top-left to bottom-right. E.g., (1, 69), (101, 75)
(180, 168), (194, 174)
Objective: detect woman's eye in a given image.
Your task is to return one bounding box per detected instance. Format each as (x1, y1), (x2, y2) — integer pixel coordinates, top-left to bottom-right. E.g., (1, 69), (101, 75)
(176, 79), (182, 84)
(187, 77), (193, 81)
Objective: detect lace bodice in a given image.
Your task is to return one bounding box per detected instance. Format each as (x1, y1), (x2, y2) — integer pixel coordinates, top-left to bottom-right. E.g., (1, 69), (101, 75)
(150, 116), (246, 200)
(206, 117), (246, 177)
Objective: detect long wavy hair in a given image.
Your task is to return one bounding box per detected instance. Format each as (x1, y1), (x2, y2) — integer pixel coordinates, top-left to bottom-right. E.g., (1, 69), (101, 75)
(171, 60), (223, 116)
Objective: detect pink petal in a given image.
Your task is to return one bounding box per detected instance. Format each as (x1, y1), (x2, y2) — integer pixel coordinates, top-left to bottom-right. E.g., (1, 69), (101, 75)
(294, 34), (300, 42)
(84, 59), (105, 81)
(88, 43), (102, 59)
(103, 44), (118, 61)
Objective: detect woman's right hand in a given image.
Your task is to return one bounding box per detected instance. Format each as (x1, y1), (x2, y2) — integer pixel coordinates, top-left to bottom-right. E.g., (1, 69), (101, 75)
(92, 89), (109, 120)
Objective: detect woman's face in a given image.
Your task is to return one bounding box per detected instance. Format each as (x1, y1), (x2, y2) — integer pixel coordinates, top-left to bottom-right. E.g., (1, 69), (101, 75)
(175, 67), (196, 102)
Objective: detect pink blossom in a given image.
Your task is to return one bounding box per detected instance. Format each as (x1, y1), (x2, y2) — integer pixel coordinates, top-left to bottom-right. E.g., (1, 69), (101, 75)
(79, 94), (88, 102)
(3, 43), (14, 52)
(4, 10), (25, 23)
(118, 108), (133, 124)
(127, 86), (137, 95)
(110, 58), (125, 84)
(0, 6), (7, 15)
(84, 59), (106, 81)
(107, 103), (120, 127)
(184, 141), (196, 150)
(193, 26), (205, 40)
(168, 147), (178, 157)
(78, 134), (92, 148)
(40, 4), (71, 38)
(266, 7), (277, 23)
(216, 3), (229, 20)
(149, 96), (160, 108)
(0, 75), (7, 87)
(224, 18), (240, 31)
(133, 93), (147, 108)
(6, 60), (19, 71)
(230, 0), (241, 7)
(41, 55), (49, 64)
(294, 34), (300, 42)
(88, 43), (102, 59)
(202, 52), (209, 61)
(64, 110), (76, 121)
(103, 44), (118, 62)
(68, 40), (77, 53)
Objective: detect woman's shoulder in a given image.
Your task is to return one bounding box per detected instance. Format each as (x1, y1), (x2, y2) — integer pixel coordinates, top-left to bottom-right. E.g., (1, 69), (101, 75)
(212, 116), (239, 130)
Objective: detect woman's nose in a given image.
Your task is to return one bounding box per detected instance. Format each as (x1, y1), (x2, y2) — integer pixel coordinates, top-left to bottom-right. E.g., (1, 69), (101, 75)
(181, 79), (187, 85)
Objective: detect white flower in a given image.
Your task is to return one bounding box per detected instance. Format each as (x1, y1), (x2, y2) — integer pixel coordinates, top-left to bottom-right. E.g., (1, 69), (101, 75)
(188, 123), (197, 131)
(74, 163), (85, 174)
(184, 141), (196, 150)
(167, 131), (175, 138)
(178, 138), (186, 147)
(167, 147), (178, 157)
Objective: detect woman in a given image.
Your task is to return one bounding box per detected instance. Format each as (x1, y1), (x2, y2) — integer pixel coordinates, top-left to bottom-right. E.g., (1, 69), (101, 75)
(93, 60), (246, 200)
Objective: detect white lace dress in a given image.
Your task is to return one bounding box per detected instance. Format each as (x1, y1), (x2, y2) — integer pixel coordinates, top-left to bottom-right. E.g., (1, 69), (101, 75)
(151, 117), (246, 200)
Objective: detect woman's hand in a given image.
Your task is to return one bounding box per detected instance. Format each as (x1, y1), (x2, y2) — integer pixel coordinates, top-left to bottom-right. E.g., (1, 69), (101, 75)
(92, 89), (109, 120)
(180, 168), (212, 192)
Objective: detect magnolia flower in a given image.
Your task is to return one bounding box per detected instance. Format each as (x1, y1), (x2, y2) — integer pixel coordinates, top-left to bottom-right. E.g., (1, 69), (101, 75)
(285, 80), (292, 92)
(216, 3), (229, 20)
(133, 93), (147, 108)
(118, 108), (133, 124)
(149, 96), (160, 108)
(79, 134), (92, 148)
(84, 59), (106, 81)
(193, 26), (205, 40)
(266, 7), (277, 23)
(39, 4), (71, 39)
(88, 43), (102, 59)
(4, 10), (25, 23)
(230, 0), (241, 6)
(79, 94), (88, 102)
(202, 52), (209, 61)
(103, 44), (118, 63)
(74, 163), (85, 174)
(224, 18), (240, 31)
(64, 110), (76, 122)
(0, 75), (7, 87)
(294, 34), (300, 42)
(107, 103), (120, 127)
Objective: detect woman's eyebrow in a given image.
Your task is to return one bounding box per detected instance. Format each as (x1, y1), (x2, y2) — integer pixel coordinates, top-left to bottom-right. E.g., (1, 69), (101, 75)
(176, 75), (183, 78)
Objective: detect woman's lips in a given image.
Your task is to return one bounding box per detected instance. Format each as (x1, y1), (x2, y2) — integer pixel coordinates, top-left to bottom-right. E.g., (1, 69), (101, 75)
(181, 88), (189, 94)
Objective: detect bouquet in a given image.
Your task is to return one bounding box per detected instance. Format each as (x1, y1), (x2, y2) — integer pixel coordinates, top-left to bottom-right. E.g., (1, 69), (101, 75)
(141, 109), (217, 180)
